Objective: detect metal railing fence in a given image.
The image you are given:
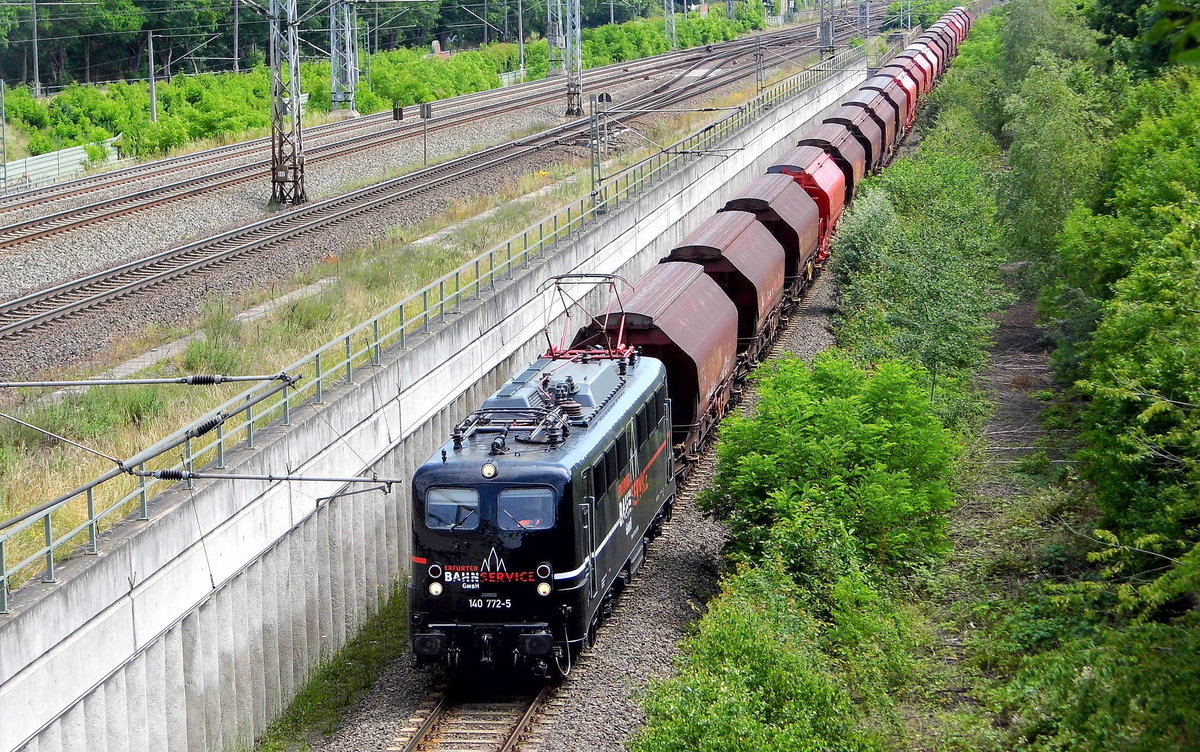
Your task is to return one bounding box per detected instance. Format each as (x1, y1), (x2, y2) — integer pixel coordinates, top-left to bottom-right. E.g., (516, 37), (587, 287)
(0, 43), (875, 613)
(1, 138), (124, 194)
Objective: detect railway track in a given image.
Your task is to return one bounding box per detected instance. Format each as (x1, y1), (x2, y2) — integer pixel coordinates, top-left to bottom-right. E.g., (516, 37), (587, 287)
(0, 52), (688, 215)
(0, 26), (819, 240)
(0, 36), (819, 342)
(392, 685), (550, 752)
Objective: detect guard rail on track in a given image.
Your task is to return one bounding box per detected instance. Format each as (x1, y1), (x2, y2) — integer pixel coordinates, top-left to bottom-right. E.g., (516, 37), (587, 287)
(0, 41), (892, 613)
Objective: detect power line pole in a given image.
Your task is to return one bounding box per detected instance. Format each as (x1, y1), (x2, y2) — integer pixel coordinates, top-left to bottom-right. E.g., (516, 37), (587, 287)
(269, 0), (306, 205)
(664, 0), (676, 49)
(330, 0), (359, 112)
(517, 0), (525, 72)
(30, 0), (40, 97)
(857, 0), (868, 34)
(547, 0), (564, 75)
(233, 0), (241, 72)
(483, 0), (489, 43)
(818, 0), (834, 57)
(1, 80), (7, 188)
(901, 0), (912, 28)
(608, 0), (613, 25)
(148, 31), (158, 122)
(754, 37), (763, 93)
(564, 0), (582, 115)
(725, 0), (733, 20)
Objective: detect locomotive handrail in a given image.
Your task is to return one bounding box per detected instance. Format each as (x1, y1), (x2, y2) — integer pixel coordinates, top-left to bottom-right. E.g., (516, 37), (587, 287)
(0, 40), (896, 612)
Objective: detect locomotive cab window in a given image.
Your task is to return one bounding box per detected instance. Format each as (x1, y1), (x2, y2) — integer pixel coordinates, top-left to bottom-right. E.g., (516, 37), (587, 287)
(498, 487), (555, 531)
(425, 487), (479, 530)
(604, 445), (618, 486)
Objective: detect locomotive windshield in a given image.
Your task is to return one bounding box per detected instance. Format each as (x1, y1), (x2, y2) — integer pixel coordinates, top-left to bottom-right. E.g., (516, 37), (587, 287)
(497, 487), (555, 531)
(422, 485), (557, 531)
(425, 487), (479, 530)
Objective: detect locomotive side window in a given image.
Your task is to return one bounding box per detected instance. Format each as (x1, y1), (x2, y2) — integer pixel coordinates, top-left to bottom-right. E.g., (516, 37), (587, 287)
(636, 405), (650, 446)
(425, 487), (479, 530)
(592, 457), (609, 498)
(498, 487), (555, 531)
(654, 385), (667, 425)
(617, 429), (631, 470)
(604, 445), (618, 486)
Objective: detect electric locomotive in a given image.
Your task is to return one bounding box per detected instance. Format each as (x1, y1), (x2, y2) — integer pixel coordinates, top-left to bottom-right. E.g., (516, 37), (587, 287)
(408, 343), (675, 675)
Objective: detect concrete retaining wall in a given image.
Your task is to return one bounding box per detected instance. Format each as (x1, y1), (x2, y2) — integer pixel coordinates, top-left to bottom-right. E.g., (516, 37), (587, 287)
(0, 59), (866, 752)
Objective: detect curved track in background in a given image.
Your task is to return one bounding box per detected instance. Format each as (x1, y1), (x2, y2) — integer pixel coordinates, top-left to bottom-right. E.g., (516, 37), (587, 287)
(0, 40), (818, 342)
(0, 23), (830, 225)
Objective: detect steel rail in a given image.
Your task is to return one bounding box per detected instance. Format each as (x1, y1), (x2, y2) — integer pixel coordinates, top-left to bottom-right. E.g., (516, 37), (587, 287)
(0, 37), (808, 250)
(398, 685), (550, 752)
(0, 143), (540, 337)
(0, 44), (773, 341)
(0, 28), (806, 215)
(0, 47), (740, 250)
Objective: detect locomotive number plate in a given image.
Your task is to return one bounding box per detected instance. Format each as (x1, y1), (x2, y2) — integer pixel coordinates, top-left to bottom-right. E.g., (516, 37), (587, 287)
(468, 598), (512, 609)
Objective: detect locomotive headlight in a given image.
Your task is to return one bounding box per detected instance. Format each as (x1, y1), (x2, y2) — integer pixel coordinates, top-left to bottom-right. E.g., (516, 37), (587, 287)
(481, 462), (498, 479)
(427, 564), (442, 579)
(536, 582), (553, 597)
(427, 582), (444, 596)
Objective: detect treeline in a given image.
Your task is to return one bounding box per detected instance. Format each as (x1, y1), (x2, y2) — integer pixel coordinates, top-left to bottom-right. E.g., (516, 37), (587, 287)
(950, 0), (1200, 747)
(0, 0), (675, 89)
(632, 32), (1008, 750)
(1, 3), (764, 158)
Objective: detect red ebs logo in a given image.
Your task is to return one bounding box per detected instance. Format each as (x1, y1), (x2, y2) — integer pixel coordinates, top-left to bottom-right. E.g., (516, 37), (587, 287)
(480, 547), (536, 583)
(480, 571), (537, 583)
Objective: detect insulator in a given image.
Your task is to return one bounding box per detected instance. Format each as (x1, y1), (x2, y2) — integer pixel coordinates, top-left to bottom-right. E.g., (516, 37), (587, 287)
(189, 416), (223, 437)
(157, 469), (187, 481)
(185, 374), (223, 385)
(560, 400), (584, 417)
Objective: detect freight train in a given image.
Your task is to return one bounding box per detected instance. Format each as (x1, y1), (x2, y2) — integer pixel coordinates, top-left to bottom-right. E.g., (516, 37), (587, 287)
(408, 8), (974, 676)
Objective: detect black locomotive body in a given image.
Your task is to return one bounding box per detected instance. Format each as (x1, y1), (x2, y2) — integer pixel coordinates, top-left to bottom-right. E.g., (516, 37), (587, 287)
(409, 351), (675, 674)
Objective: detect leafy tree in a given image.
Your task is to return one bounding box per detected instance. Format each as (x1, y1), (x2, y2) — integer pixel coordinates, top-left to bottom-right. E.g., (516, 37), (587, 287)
(1000, 0), (1102, 84)
(1145, 0), (1200, 63)
(1001, 57), (1110, 275)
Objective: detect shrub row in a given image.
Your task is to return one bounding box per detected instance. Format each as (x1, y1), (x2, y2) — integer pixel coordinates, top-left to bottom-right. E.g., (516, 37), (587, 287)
(2, 3), (765, 158)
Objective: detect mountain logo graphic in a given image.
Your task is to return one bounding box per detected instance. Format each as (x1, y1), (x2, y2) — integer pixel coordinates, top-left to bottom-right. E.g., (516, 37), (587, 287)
(481, 547), (507, 572)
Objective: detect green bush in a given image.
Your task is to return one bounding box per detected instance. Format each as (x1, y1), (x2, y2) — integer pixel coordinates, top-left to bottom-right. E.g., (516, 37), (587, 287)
(831, 104), (1005, 419)
(703, 353), (957, 572)
(5, 7), (767, 159)
(632, 566), (890, 752)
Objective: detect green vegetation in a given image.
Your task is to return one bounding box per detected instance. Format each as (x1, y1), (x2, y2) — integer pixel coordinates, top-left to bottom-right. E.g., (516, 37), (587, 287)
(639, 1), (1200, 749)
(255, 584), (408, 751)
(633, 29), (1008, 748)
(880, 0), (959, 30)
(635, 354), (949, 752)
(1, 3), (764, 158)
